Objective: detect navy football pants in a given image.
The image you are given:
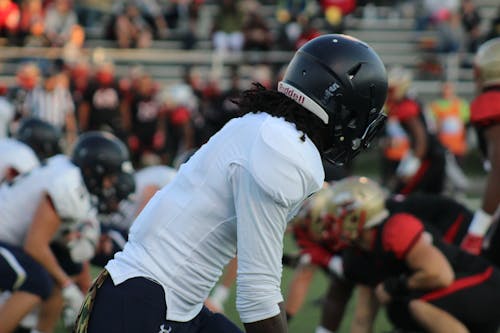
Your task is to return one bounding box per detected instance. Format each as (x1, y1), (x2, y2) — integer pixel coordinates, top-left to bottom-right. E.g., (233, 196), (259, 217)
(85, 272), (243, 333)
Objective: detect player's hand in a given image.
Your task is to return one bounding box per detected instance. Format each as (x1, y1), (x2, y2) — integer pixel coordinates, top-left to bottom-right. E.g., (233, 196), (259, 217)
(300, 243), (332, 268)
(62, 283), (85, 327)
(375, 283), (392, 304)
(396, 151), (420, 180)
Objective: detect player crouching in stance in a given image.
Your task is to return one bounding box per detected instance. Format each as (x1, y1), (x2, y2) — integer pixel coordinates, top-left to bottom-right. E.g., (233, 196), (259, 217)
(0, 131), (132, 333)
(329, 177), (500, 333)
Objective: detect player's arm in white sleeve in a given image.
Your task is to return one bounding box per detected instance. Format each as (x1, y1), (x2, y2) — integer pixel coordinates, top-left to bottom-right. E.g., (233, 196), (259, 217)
(24, 194), (74, 288)
(231, 165), (290, 333)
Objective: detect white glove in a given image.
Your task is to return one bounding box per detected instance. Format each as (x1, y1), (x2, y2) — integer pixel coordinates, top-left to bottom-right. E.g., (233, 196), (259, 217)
(68, 238), (95, 263)
(396, 151), (421, 178)
(62, 283), (84, 328)
(68, 217), (100, 263)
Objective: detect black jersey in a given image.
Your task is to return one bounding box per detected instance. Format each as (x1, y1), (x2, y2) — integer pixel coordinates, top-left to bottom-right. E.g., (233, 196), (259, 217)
(386, 193), (473, 245)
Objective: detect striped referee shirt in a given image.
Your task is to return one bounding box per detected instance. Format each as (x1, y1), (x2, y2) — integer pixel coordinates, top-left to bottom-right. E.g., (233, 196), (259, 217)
(23, 86), (75, 128)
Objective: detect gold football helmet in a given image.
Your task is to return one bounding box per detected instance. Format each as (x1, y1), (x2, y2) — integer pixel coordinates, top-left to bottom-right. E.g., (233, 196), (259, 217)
(327, 176), (389, 243)
(475, 37), (500, 89)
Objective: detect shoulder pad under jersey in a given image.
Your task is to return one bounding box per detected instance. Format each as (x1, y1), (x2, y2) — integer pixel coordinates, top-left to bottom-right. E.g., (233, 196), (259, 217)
(0, 138), (39, 177)
(45, 156), (92, 221)
(248, 117), (324, 207)
(135, 165), (177, 192)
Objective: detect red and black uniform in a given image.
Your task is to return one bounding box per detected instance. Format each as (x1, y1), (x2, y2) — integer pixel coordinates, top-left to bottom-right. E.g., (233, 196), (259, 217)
(471, 86), (500, 163)
(343, 213), (500, 333)
(128, 91), (163, 163)
(386, 193), (472, 245)
(470, 85), (500, 264)
(83, 80), (125, 139)
(384, 97), (446, 195)
(470, 86), (500, 129)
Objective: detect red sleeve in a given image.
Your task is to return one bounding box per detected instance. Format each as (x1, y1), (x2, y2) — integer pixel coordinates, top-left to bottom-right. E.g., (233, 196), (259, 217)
(470, 91), (500, 126)
(382, 213), (424, 259)
(392, 99), (420, 122)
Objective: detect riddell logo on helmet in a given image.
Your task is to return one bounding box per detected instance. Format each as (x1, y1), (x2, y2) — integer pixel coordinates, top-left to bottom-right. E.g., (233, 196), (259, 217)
(278, 82), (305, 105)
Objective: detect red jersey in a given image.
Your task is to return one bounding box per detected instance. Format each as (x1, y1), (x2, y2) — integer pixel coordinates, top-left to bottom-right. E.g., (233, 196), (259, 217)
(470, 90), (500, 126)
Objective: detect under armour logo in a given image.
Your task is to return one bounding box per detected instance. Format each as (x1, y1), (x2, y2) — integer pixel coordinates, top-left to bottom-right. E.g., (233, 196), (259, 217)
(158, 324), (172, 333)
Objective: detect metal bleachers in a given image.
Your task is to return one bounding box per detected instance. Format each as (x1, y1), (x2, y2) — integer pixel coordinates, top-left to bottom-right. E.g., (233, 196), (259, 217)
(0, 0), (498, 101)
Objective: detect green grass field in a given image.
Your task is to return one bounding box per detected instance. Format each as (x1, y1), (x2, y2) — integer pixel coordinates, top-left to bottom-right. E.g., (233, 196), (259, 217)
(54, 232), (393, 333)
(53, 150), (486, 332)
(220, 233), (394, 333)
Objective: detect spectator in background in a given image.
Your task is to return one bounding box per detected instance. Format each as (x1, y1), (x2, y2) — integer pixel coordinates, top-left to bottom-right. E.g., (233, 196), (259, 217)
(294, 15), (321, 49)
(318, 0), (357, 33)
(436, 9), (462, 54)
(242, 4), (273, 51)
(43, 0), (79, 47)
(16, 0), (45, 46)
(0, 0), (19, 44)
(211, 0), (244, 53)
(125, 72), (166, 167)
(78, 62), (128, 139)
(163, 0), (201, 49)
(22, 70), (78, 149)
(460, 0), (482, 53)
(485, 5), (500, 41)
(114, 1), (152, 48)
(275, 0), (315, 50)
(132, 0), (169, 40)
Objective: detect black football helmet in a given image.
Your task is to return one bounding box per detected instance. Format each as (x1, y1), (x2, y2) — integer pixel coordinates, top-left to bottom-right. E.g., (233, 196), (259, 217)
(71, 131), (133, 212)
(97, 170), (136, 214)
(278, 34), (388, 165)
(16, 117), (63, 160)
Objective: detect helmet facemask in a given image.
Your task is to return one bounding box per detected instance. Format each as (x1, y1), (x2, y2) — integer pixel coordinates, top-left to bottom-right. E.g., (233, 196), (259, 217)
(322, 97), (387, 165)
(84, 163), (134, 214)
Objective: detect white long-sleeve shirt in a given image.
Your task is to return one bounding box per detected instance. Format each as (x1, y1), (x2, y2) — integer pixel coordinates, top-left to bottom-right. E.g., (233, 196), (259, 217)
(0, 155), (98, 247)
(106, 112), (324, 323)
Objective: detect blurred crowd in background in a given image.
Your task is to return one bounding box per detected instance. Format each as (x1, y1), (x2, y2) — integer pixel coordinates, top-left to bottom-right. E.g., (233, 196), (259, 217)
(0, 0), (498, 178)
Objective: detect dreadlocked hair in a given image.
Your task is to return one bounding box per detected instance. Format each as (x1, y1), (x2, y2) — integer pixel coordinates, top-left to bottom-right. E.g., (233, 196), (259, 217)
(234, 83), (328, 150)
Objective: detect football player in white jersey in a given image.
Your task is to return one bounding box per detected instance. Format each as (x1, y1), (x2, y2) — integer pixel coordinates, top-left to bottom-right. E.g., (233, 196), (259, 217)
(0, 137), (39, 183)
(75, 34), (388, 333)
(93, 165), (178, 267)
(0, 131), (132, 333)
